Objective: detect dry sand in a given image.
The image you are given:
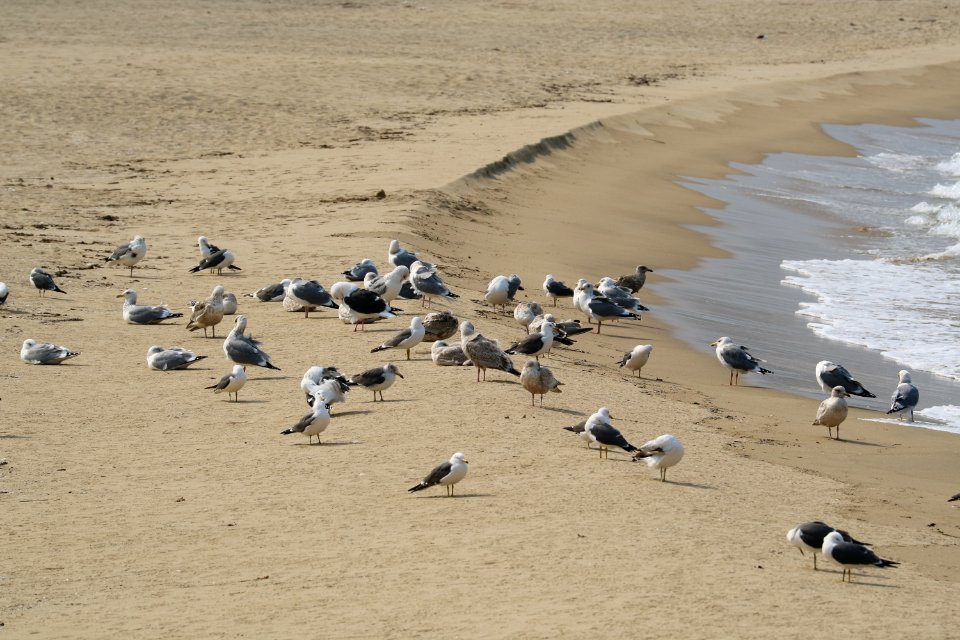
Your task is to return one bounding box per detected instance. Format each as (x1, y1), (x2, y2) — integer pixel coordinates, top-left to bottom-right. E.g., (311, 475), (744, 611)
(2, 1), (960, 637)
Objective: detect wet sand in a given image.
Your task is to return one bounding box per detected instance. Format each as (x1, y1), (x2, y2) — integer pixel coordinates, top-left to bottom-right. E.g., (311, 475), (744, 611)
(2, 2), (960, 637)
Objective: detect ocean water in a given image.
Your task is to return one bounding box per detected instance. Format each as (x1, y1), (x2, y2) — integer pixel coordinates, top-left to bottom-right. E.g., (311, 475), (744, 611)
(652, 118), (960, 434)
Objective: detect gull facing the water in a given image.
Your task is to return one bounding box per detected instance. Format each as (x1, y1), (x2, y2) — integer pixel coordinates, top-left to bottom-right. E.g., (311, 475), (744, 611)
(614, 265), (653, 293)
(104, 235), (147, 277)
(886, 370), (919, 422)
(710, 337), (772, 385)
(118, 289), (182, 325)
(408, 452), (468, 497)
(21, 339), (79, 365)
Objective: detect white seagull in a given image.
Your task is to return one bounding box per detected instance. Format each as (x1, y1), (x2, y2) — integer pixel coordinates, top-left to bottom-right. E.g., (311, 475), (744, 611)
(20, 339), (80, 365)
(408, 452), (469, 497)
(0, 282), (8, 305)
(223, 315), (280, 370)
(815, 361), (875, 397)
(371, 316), (425, 360)
(886, 370), (919, 422)
(364, 265), (410, 304)
(710, 337), (772, 386)
(618, 344), (653, 378)
(205, 364), (247, 402)
(388, 239), (419, 268)
(632, 434), (684, 481)
(104, 235), (148, 277)
(146, 345), (206, 371)
(281, 396), (331, 445)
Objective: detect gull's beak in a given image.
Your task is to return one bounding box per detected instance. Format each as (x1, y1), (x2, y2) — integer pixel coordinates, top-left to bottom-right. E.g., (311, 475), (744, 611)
(116, 293), (125, 298)
(709, 341), (718, 346)
(396, 373), (405, 378)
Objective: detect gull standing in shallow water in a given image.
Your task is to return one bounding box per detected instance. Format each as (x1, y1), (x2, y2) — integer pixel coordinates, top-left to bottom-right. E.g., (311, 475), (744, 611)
(632, 434), (684, 481)
(710, 337), (772, 385)
(206, 364), (247, 402)
(186, 285), (226, 337)
(30, 268), (66, 296)
(886, 370), (919, 422)
(349, 363), (403, 401)
(118, 289), (182, 325)
(813, 386), (849, 440)
(821, 531), (899, 582)
(223, 315), (280, 370)
(20, 339), (80, 365)
(585, 407), (638, 459)
(408, 452), (469, 497)
(146, 346), (206, 371)
(104, 235), (147, 277)
(815, 361), (875, 397)
(786, 521), (868, 571)
(618, 344), (653, 378)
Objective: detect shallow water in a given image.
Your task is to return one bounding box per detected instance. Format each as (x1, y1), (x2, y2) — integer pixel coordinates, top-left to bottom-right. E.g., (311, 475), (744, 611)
(652, 118), (960, 433)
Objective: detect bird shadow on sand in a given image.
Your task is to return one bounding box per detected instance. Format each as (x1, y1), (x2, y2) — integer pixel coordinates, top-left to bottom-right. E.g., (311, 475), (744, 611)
(479, 379), (520, 385)
(227, 399), (270, 404)
(535, 405), (587, 417)
(248, 376), (291, 382)
(329, 409), (373, 417)
(829, 438), (887, 448)
(0, 433), (33, 439)
(661, 480), (715, 490)
(293, 441), (362, 447)
(414, 492), (494, 499)
(816, 569), (900, 588)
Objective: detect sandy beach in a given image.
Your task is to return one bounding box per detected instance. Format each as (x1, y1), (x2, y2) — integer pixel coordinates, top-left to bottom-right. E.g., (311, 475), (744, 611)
(3, 1), (960, 637)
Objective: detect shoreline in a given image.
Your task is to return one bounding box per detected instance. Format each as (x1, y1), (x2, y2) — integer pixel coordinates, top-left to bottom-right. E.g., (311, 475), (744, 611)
(4, 4), (960, 634)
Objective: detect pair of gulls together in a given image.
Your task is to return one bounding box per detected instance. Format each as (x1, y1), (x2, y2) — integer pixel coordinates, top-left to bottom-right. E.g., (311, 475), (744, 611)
(103, 235), (240, 277)
(542, 266), (653, 307)
(147, 315), (280, 372)
(786, 521), (898, 582)
(564, 408), (684, 481)
(571, 279), (647, 334)
(281, 364), (404, 444)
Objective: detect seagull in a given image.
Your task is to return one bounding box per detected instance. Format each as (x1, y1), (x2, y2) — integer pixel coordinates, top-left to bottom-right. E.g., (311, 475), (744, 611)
(343, 258), (378, 282)
(886, 370), (919, 422)
(363, 265), (410, 304)
(281, 397), (331, 445)
(786, 521), (868, 570)
(371, 316), (425, 360)
(301, 366), (350, 410)
(30, 267), (65, 296)
(813, 386), (849, 440)
(431, 340), (471, 366)
(514, 301), (543, 333)
(0, 282), (7, 305)
(223, 315), (280, 370)
(505, 274), (524, 301)
(543, 274), (574, 306)
(388, 239), (419, 268)
(505, 321), (555, 362)
(422, 310), (459, 342)
(205, 364), (247, 401)
(409, 261), (458, 307)
(338, 287), (396, 331)
(614, 265), (653, 293)
(822, 531), (899, 582)
(247, 279), (292, 302)
(710, 337), (772, 385)
(118, 289), (182, 324)
(146, 345), (206, 371)
(815, 361), (875, 397)
(189, 248), (241, 275)
(562, 420), (594, 448)
(286, 279), (338, 318)
(529, 314), (591, 338)
(575, 282), (640, 334)
(349, 363), (404, 401)
(485, 275), (512, 312)
(520, 360), (563, 406)
(618, 344), (653, 377)
(104, 235), (148, 277)
(20, 339), (80, 365)
(408, 452), (468, 497)
(186, 285), (225, 337)
(460, 321), (520, 382)
(632, 434), (684, 481)
(585, 407), (638, 459)
(222, 292), (238, 315)
(597, 277), (649, 314)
